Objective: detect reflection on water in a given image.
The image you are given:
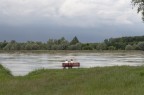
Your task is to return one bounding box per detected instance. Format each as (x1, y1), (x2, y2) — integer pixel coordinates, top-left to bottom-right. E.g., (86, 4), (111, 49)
(0, 53), (144, 76)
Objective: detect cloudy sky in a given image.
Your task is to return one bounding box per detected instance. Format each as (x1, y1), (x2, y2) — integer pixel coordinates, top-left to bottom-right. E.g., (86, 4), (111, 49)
(0, 0), (144, 42)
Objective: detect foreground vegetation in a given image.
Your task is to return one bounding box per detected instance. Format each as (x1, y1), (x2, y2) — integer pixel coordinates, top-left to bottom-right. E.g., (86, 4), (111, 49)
(1, 64), (144, 95)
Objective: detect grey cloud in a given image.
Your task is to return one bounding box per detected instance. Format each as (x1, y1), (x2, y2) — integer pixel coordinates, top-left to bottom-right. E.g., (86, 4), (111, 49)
(0, 0), (144, 42)
(0, 0), (140, 27)
(0, 22), (144, 42)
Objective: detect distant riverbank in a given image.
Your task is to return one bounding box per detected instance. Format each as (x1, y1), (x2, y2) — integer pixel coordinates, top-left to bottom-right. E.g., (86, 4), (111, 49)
(0, 50), (143, 54)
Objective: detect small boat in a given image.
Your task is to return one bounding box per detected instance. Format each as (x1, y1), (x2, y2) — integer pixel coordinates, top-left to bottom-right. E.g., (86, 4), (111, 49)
(62, 62), (80, 69)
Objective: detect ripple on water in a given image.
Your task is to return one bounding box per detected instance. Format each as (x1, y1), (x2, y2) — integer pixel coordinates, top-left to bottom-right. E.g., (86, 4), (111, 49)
(0, 53), (144, 76)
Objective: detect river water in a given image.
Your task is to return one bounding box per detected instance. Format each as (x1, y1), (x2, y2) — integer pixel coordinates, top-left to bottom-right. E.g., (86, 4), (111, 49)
(0, 52), (144, 76)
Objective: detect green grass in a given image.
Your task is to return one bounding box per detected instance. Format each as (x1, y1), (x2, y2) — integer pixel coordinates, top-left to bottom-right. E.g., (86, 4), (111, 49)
(1, 65), (144, 95)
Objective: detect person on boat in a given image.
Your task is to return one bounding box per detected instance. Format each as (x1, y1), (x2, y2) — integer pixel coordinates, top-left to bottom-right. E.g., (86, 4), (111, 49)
(70, 59), (74, 63)
(64, 59), (68, 63)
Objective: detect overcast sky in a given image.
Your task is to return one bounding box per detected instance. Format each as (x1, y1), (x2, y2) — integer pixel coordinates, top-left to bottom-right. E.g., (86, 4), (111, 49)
(0, 0), (144, 42)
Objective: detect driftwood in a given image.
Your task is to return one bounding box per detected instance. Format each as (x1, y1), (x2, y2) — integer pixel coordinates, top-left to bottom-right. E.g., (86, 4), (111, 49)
(62, 62), (80, 69)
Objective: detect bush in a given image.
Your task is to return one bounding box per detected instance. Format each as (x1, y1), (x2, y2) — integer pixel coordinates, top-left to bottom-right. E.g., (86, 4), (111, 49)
(96, 43), (107, 50)
(138, 42), (144, 51)
(108, 46), (116, 50)
(125, 45), (134, 50)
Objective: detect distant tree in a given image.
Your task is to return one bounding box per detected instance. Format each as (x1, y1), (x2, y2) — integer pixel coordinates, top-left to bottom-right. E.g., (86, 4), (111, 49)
(1, 35), (144, 51)
(138, 42), (144, 50)
(104, 39), (110, 46)
(24, 41), (39, 50)
(58, 37), (66, 44)
(51, 45), (59, 50)
(108, 46), (116, 50)
(68, 43), (82, 50)
(47, 37), (69, 50)
(25, 43), (33, 50)
(47, 39), (54, 50)
(96, 43), (107, 50)
(82, 43), (93, 50)
(57, 44), (66, 50)
(132, 0), (144, 21)
(75, 43), (82, 50)
(115, 42), (126, 50)
(0, 40), (8, 49)
(88, 43), (98, 50)
(11, 40), (16, 44)
(3, 40), (18, 50)
(36, 42), (47, 50)
(0, 43), (2, 50)
(58, 37), (69, 50)
(3, 43), (11, 50)
(32, 43), (40, 50)
(133, 44), (140, 50)
(67, 45), (76, 50)
(70, 36), (80, 45)
(125, 45), (134, 50)
(82, 46), (93, 50)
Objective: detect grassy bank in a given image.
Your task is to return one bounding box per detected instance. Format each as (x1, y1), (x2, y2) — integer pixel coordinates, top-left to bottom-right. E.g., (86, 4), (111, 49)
(0, 50), (144, 54)
(1, 64), (144, 95)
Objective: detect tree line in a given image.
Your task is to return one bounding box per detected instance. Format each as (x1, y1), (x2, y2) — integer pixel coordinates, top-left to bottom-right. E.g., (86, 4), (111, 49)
(0, 36), (144, 51)
(104, 36), (144, 50)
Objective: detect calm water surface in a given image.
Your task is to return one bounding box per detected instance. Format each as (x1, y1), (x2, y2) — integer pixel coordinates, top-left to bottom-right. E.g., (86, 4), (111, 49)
(0, 52), (144, 76)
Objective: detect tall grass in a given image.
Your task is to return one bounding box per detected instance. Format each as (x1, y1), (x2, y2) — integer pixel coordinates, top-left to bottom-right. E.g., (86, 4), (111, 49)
(1, 65), (144, 95)
(0, 65), (12, 78)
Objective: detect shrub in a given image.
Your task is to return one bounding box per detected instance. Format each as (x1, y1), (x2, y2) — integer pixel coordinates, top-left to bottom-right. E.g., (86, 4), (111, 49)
(125, 45), (134, 50)
(138, 42), (144, 51)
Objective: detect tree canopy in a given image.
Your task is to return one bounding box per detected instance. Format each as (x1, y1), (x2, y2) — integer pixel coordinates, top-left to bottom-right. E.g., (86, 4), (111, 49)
(0, 36), (144, 51)
(132, 0), (144, 21)
(70, 36), (80, 45)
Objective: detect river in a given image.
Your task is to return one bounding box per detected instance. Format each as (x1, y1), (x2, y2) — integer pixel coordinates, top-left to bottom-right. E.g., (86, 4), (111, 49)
(0, 52), (144, 76)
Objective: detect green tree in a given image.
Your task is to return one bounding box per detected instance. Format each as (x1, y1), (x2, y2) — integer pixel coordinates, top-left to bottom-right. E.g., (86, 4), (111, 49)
(108, 46), (116, 50)
(96, 43), (107, 50)
(82, 43), (93, 50)
(32, 43), (40, 50)
(132, 0), (144, 21)
(133, 44), (140, 50)
(104, 39), (110, 46)
(58, 37), (69, 50)
(138, 42), (144, 50)
(125, 45), (134, 50)
(0, 40), (8, 49)
(51, 45), (59, 50)
(70, 36), (80, 45)
(25, 41), (40, 50)
(3, 40), (18, 50)
(68, 43), (82, 50)
(35, 42), (47, 50)
(47, 39), (54, 50)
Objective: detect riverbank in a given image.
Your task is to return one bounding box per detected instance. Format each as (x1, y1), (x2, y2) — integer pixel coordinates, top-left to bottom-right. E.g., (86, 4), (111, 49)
(1, 64), (144, 95)
(0, 50), (144, 54)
